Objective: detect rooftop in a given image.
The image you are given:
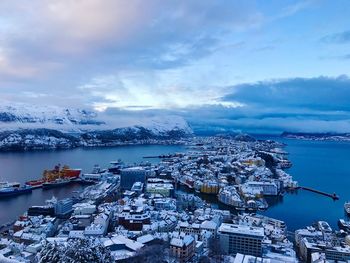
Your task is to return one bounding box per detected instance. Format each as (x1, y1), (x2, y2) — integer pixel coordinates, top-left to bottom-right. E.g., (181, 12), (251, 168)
(219, 223), (264, 237)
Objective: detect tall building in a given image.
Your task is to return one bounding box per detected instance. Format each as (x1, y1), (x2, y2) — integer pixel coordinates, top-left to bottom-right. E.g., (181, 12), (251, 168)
(55, 198), (73, 217)
(170, 235), (195, 263)
(218, 223), (264, 257)
(120, 167), (149, 190)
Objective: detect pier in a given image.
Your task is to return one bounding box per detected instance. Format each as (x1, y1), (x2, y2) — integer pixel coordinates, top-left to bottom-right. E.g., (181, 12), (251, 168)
(297, 186), (339, 200)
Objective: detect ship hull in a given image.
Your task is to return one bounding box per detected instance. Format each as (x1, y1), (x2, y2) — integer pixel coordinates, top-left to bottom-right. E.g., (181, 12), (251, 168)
(0, 188), (32, 197)
(63, 169), (81, 179)
(25, 180), (44, 189)
(42, 180), (71, 189)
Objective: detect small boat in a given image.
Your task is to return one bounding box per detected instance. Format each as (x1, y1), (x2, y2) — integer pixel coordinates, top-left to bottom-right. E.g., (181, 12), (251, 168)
(345, 202), (350, 215)
(0, 184), (32, 197)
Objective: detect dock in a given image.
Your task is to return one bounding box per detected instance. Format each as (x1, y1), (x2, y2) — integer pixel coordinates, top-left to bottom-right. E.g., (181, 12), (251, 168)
(297, 186), (339, 200)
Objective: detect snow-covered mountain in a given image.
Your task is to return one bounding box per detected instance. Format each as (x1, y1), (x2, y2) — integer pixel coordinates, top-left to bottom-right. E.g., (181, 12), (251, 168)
(0, 104), (106, 132)
(0, 104), (193, 151)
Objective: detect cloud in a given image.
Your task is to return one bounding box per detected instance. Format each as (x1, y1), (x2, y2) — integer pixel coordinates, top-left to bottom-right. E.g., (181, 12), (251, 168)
(0, 1), (349, 135)
(0, 0), (265, 108)
(78, 72), (242, 110)
(173, 76), (350, 133)
(223, 75), (350, 111)
(0, 0), (263, 70)
(272, 0), (314, 20)
(321, 30), (350, 44)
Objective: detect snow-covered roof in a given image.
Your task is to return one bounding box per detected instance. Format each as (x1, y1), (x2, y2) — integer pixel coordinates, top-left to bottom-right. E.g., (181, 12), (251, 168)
(136, 234), (155, 244)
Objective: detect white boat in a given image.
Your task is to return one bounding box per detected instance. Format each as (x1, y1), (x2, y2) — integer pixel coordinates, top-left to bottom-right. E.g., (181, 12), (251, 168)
(80, 165), (110, 184)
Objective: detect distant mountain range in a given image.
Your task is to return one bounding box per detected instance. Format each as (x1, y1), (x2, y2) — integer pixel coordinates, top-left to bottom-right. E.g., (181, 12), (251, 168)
(0, 104), (193, 151)
(281, 132), (350, 141)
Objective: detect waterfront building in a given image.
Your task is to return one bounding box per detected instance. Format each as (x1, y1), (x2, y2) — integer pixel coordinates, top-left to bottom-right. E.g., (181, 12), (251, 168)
(218, 186), (245, 208)
(299, 237), (350, 262)
(55, 198), (73, 217)
(245, 181), (279, 196)
(218, 223), (264, 257)
(120, 167), (149, 190)
(200, 181), (219, 194)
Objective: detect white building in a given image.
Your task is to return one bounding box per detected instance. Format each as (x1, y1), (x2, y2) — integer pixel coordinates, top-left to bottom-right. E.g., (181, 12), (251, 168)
(218, 223), (264, 257)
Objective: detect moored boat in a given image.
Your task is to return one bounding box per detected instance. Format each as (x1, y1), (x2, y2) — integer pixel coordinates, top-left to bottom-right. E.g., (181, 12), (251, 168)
(43, 164), (81, 182)
(0, 184), (32, 197)
(25, 179), (44, 189)
(61, 165), (82, 179)
(42, 179), (71, 190)
(0, 182), (20, 188)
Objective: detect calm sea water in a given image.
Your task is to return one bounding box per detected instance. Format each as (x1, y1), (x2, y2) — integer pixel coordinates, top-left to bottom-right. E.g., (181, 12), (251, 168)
(261, 138), (350, 231)
(0, 140), (349, 231)
(0, 145), (185, 225)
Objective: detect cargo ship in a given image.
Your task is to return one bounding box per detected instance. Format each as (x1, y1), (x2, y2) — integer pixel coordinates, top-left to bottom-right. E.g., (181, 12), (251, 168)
(42, 164), (81, 181)
(42, 178), (71, 189)
(0, 183), (32, 197)
(27, 164), (81, 190)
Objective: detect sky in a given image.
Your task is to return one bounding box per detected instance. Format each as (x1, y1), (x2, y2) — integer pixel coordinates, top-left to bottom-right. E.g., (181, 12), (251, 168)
(0, 0), (350, 133)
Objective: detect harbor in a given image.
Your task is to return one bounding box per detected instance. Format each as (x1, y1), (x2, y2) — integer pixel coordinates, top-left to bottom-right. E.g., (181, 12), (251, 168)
(0, 136), (350, 262)
(0, 137), (350, 262)
(296, 186), (339, 200)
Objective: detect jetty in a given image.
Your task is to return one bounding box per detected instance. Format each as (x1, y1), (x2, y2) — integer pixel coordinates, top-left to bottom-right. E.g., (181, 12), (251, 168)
(297, 186), (339, 200)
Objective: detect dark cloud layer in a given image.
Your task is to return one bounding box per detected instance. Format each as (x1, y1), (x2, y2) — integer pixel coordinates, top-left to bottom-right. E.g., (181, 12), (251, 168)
(196, 76), (350, 133)
(110, 76), (350, 134)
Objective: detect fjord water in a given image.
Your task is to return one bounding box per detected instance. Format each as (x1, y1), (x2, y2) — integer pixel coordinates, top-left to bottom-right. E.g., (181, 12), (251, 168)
(0, 140), (349, 232)
(0, 145), (185, 225)
(262, 138), (350, 231)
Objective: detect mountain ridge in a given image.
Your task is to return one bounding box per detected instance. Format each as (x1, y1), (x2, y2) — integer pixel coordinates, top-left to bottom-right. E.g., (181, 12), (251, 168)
(0, 104), (193, 151)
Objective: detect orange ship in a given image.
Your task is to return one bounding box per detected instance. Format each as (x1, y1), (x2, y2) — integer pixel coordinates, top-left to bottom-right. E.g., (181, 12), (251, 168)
(26, 164), (81, 187)
(43, 164), (81, 181)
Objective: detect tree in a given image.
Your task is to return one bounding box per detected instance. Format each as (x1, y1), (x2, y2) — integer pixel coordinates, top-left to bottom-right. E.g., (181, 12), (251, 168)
(38, 238), (113, 263)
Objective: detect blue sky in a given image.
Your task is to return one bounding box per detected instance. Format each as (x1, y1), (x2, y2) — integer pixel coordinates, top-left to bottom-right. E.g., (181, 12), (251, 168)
(0, 0), (350, 133)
